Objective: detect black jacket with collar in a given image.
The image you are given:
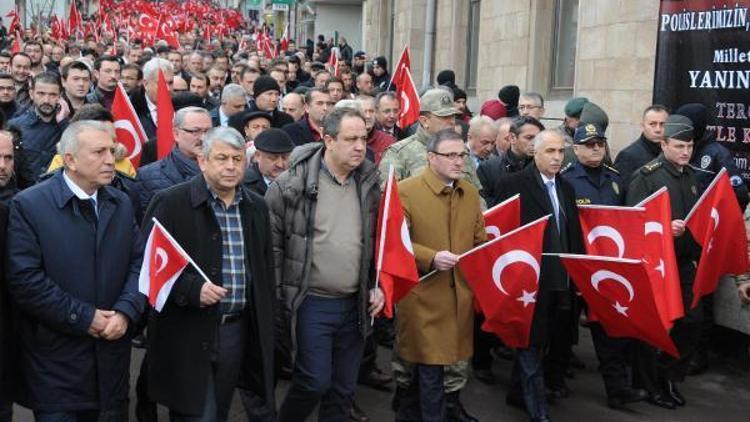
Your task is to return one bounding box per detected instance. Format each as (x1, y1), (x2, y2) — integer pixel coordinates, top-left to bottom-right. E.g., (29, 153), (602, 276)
(477, 149), (532, 207)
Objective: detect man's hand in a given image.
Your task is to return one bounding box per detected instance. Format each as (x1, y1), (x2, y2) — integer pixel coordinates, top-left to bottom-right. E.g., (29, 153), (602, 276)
(100, 312), (129, 340)
(433, 251), (460, 271)
(671, 219), (686, 237)
(87, 309), (115, 338)
(368, 288), (385, 317)
(738, 282), (750, 304)
(200, 281), (228, 307)
(56, 97), (70, 123)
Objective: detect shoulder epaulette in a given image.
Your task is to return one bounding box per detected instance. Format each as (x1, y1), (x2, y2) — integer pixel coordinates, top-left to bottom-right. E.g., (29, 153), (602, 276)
(559, 162), (574, 174)
(640, 160), (662, 174)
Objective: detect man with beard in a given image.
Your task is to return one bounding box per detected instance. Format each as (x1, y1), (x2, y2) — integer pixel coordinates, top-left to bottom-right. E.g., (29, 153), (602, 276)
(23, 41), (45, 76)
(0, 130), (17, 203)
(0, 73), (18, 120)
(352, 51), (367, 74)
(11, 53), (32, 110)
(120, 63), (143, 95)
(87, 55), (121, 110)
(61, 60), (93, 114)
(9, 72), (69, 181)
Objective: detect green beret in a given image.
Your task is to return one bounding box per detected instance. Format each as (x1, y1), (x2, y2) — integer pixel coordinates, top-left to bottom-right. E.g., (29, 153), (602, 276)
(564, 97), (589, 118)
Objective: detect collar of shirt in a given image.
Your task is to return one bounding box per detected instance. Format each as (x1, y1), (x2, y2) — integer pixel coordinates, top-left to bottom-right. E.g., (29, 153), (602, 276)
(146, 95), (158, 123)
(219, 108), (230, 127)
(206, 182), (242, 207)
(540, 171), (556, 187)
(63, 170), (98, 205)
(262, 175), (272, 186)
(320, 153), (353, 186)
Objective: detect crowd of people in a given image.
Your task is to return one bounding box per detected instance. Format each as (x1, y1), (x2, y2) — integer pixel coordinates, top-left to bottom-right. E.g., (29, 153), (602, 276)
(0, 14), (748, 422)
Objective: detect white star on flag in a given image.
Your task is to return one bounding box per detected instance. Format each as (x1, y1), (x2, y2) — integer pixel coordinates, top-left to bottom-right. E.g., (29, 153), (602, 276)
(613, 301), (629, 316)
(516, 290), (537, 308)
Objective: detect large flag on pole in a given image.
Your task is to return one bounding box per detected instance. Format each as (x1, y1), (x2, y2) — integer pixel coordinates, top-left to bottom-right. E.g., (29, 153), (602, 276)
(685, 168), (749, 308)
(375, 167), (419, 318)
(394, 67), (420, 129)
(387, 45), (411, 91)
(156, 69), (175, 160)
(111, 83), (148, 168)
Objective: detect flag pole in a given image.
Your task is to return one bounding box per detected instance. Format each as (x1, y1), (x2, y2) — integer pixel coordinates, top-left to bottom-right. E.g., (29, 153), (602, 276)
(152, 217), (212, 284)
(418, 214), (553, 282)
(372, 166), (395, 323)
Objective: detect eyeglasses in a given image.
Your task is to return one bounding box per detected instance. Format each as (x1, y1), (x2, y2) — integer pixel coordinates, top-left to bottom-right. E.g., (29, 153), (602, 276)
(582, 140), (606, 149)
(431, 151), (468, 161)
(518, 105), (541, 111)
(180, 127), (211, 135)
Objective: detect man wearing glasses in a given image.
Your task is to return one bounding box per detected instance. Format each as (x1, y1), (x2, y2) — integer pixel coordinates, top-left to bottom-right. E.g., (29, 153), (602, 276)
(518, 92), (546, 120)
(135, 106), (212, 215)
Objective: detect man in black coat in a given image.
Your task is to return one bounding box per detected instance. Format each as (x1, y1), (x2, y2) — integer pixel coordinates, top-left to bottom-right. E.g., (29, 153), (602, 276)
(142, 126), (275, 422)
(613, 105), (669, 190)
(243, 128), (294, 196)
(0, 202), (10, 422)
(493, 130), (585, 422)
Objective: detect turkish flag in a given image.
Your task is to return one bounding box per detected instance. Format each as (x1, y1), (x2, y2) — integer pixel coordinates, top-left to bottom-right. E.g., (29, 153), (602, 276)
(138, 13), (158, 42)
(68, 0), (81, 32)
(685, 168), (749, 308)
(375, 169), (419, 318)
(394, 67), (420, 129)
(483, 194), (520, 240)
(157, 16), (181, 49)
(459, 215), (549, 348)
(156, 69), (175, 160)
(637, 187), (683, 328)
(559, 254), (679, 358)
(578, 205), (645, 259)
(111, 83), (148, 168)
(138, 219), (190, 312)
(388, 45), (411, 90)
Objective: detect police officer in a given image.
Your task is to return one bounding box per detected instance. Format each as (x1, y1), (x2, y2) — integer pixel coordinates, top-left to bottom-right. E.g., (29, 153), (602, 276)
(561, 123), (649, 409)
(626, 114), (703, 409)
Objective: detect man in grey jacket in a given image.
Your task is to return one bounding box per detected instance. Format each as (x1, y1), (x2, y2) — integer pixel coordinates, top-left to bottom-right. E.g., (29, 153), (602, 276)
(266, 107), (385, 422)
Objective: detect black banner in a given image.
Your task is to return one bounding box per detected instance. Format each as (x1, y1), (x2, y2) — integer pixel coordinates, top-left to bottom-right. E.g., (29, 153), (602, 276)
(654, 0), (750, 179)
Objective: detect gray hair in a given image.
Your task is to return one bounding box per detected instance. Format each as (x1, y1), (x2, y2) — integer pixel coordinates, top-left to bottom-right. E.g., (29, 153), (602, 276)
(323, 107), (365, 139)
(143, 58), (174, 82)
(201, 126), (246, 156)
(468, 115), (499, 137)
(221, 83), (246, 103)
(57, 120), (115, 156)
(521, 92), (545, 108)
(173, 106), (211, 128)
(335, 99), (361, 110)
(427, 129), (463, 152)
(532, 129), (564, 150)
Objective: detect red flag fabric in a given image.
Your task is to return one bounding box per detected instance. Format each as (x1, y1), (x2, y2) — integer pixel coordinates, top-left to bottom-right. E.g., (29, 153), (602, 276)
(389, 45), (411, 89)
(578, 205), (645, 259)
(685, 168), (749, 308)
(459, 216), (549, 348)
(375, 170), (419, 318)
(138, 13), (159, 43)
(10, 35), (20, 54)
(637, 187), (683, 327)
(394, 67), (420, 129)
(138, 220), (190, 312)
(156, 69), (175, 160)
(559, 254), (679, 358)
(111, 83), (149, 168)
(483, 194), (520, 240)
(68, 0), (81, 32)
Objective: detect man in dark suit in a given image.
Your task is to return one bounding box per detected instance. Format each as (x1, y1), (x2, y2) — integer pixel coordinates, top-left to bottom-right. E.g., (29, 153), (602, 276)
(493, 130), (585, 422)
(142, 126), (275, 422)
(6, 120), (145, 420)
(243, 128), (294, 196)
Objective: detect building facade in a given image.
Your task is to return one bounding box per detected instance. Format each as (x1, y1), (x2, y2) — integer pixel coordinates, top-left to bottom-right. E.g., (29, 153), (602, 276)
(363, 0), (660, 153)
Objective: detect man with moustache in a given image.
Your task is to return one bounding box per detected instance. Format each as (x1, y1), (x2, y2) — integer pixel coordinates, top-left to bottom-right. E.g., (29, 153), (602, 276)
(86, 55), (121, 110)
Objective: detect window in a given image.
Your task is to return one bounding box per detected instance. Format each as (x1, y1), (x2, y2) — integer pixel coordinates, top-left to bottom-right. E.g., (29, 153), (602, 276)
(550, 0), (578, 92)
(465, 0), (481, 95)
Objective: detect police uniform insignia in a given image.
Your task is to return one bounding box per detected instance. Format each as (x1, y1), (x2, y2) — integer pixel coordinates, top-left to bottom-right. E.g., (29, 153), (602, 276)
(691, 185), (697, 195)
(641, 161), (662, 174)
(603, 164), (619, 174)
(560, 162), (573, 174)
(700, 155), (711, 169)
(576, 198), (591, 205)
(730, 175), (744, 187)
(612, 181), (619, 195)
(585, 124), (597, 136)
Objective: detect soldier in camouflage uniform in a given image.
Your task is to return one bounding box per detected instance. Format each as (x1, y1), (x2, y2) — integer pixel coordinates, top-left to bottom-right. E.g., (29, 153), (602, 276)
(378, 88), (482, 191)
(381, 88), (480, 422)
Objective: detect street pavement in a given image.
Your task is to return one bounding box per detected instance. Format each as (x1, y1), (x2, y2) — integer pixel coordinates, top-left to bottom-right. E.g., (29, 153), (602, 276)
(12, 329), (750, 421)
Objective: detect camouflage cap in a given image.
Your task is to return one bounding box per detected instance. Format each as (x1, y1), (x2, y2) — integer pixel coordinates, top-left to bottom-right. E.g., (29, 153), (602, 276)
(420, 88), (459, 117)
(664, 114), (694, 141)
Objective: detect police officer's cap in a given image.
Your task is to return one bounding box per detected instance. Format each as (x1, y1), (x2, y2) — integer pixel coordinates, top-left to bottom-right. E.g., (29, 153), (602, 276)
(254, 128), (295, 154)
(574, 123), (607, 144)
(664, 114), (694, 141)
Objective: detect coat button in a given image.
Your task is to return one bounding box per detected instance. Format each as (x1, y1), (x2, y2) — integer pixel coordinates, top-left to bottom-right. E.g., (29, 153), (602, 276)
(70, 313), (78, 322)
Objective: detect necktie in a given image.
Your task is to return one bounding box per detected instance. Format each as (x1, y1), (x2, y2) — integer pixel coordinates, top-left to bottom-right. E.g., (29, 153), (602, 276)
(545, 181), (560, 229)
